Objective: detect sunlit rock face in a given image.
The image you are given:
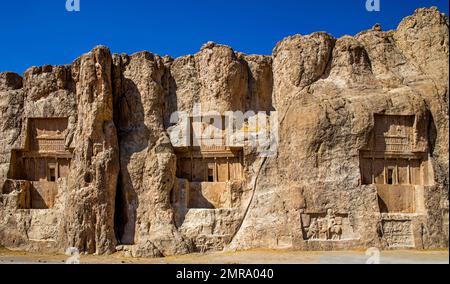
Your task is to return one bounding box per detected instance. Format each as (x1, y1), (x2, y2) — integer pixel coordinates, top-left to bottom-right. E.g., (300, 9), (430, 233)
(0, 7), (448, 256)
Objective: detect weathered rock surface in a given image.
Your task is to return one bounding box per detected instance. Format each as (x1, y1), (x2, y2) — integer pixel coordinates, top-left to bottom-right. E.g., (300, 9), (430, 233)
(59, 47), (120, 254)
(112, 51), (191, 257)
(0, 7), (448, 256)
(229, 7), (448, 251)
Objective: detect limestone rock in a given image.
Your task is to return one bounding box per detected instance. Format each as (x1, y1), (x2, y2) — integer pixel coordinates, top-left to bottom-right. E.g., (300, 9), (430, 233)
(229, 7), (449, 251)
(244, 55), (273, 111)
(113, 51), (190, 257)
(372, 24), (382, 32)
(272, 32), (334, 108)
(394, 7), (449, 184)
(60, 46), (119, 254)
(0, 72), (22, 91)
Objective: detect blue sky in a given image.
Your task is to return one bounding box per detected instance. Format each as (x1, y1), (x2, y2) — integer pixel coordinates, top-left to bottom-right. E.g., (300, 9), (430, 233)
(0, 0), (448, 75)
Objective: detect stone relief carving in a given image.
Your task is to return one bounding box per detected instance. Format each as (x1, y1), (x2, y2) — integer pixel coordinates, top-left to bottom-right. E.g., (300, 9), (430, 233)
(64, 116), (76, 149)
(301, 209), (357, 241)
(93, 143), (104, 156)
(443, 200), (449, 241)
(381, 219), (414, 248)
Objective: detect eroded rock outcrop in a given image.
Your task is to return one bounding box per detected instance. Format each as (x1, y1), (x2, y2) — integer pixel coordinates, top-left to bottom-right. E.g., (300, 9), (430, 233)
(60, 46), (119, 254)
(113, 52), (190, 257)
(0, 7), (448, 256)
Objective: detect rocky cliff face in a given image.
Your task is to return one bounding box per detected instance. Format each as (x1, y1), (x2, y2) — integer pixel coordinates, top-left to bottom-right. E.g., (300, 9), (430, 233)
(0, 7), (448, 256)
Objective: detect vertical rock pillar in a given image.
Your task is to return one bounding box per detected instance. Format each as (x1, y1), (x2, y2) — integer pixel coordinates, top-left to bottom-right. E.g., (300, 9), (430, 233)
(60, 46), (120, 254)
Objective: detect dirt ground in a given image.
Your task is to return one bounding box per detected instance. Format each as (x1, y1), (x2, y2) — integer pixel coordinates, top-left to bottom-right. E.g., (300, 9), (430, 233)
(0, 247), (448, 264)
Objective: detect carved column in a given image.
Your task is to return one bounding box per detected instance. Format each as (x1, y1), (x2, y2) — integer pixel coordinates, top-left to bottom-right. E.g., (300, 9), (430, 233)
(226, 157), (230, 181)
(407, 159), (411, 185)
(395, 160), (399, 185)
(190, 152), (193, 181)
(214, 157), (217, 182)
(371, 155), (375, 184)
(56, 158), (60, 179)
(33, 157), (37, 182)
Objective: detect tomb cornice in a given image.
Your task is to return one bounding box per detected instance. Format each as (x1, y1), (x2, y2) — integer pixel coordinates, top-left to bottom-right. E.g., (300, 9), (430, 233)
(360, 150), (426, 159)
